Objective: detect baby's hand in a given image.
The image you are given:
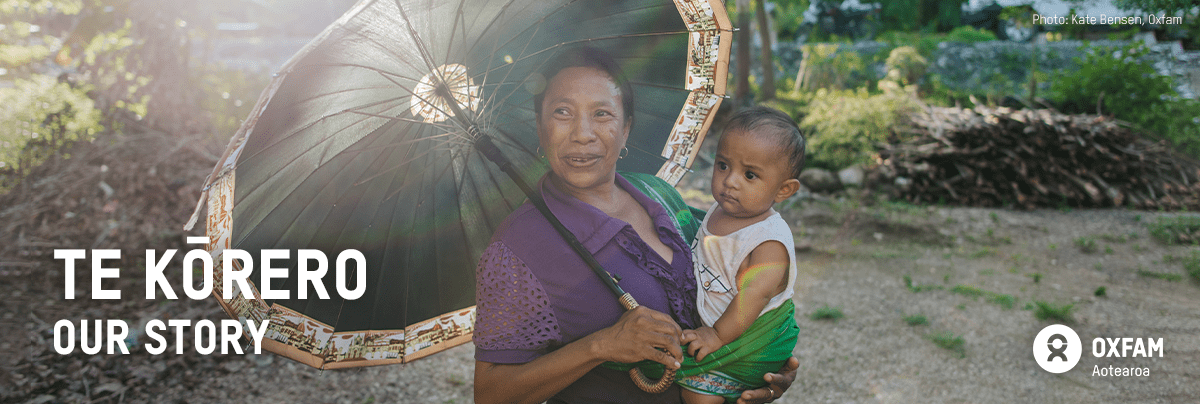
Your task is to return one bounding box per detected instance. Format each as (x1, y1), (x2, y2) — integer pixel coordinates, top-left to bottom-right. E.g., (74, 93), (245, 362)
(681, 326), (725, 361)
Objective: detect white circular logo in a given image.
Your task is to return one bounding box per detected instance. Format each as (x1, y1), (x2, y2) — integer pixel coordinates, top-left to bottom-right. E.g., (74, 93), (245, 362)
(1033, 324), (1081, 373)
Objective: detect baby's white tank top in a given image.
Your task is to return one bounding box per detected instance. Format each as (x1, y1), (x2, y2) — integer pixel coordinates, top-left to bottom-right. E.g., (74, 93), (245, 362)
(692, 203), (797, 327)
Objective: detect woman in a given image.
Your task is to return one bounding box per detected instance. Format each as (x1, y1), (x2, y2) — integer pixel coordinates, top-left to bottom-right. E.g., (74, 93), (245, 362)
(473, 47), (797, 404)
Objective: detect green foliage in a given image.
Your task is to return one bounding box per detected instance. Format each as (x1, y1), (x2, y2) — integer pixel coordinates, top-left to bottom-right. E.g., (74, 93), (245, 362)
(1050, 42), (1200, 159)
(1033, 301), (1075, 323)
(796, 43), (870, 91)
(771, 0), (811, 42)
(1074, 236), (1098, 253)
(945, 25), (997, 43)
(810, 305), (844, 322)
(1094, 286), (1107, 297)
(1181, 250), (1200, 283)
(926, 330), (965, 357)
(969, 248), (996, 259)
(903, 314), (928, 326)
(799, 87), (919, 169)
(949, 285), (1015, 309)
(883, 46), (927, 86)
(1136, 269), (1183, 282)
(0, 75), (102, 179)
(1147, 215), (1200, 245)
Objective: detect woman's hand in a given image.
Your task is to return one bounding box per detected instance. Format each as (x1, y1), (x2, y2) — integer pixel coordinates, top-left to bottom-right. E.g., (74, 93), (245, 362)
(681, 326), (725, 361)
(735, 356), (799, 404)
(587, 306), (684, 369)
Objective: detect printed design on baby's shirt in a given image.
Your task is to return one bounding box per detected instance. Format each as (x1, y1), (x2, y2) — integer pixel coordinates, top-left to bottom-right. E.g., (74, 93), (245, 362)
(693, 247), (731, 293)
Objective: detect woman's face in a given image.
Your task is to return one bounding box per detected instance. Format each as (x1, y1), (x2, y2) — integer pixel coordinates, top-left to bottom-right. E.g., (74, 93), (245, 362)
(538, 66), (630, 195)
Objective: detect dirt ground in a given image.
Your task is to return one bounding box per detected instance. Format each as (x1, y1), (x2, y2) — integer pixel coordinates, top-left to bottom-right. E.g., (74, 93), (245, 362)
(10, 195), (1199, 404)
(5, 133), (1199, 404)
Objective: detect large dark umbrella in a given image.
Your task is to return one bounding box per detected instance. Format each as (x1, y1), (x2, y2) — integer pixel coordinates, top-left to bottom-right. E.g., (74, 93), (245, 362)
(185, 0), (732, 374)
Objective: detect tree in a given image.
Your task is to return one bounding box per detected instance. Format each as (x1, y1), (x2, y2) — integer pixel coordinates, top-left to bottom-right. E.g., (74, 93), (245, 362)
(756, 0), (775, 100)
(1112, 0), (1200, 47)
(736, 0), (752, 104)
(0, 0), (103, 181)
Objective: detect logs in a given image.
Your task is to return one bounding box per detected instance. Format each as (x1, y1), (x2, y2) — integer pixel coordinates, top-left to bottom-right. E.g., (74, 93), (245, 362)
(872, 106), (1200, 210)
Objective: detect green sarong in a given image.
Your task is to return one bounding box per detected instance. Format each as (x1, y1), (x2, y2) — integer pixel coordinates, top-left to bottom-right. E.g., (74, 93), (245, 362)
(604, 300), (800, 402)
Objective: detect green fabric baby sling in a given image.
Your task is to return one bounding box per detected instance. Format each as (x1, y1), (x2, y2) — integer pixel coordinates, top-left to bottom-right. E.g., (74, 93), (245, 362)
(616, 172), (800, 402)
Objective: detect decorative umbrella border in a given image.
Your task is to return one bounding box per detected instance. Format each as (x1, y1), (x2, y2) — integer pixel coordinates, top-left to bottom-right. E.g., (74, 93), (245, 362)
(185, 0), (731, 369)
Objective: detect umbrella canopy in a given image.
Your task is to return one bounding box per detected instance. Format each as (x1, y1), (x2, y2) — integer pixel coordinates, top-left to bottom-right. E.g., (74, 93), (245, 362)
(186, 0), (731, 369)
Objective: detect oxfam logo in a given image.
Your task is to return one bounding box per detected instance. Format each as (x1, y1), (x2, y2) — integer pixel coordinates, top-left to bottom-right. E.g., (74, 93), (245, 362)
(1033, 324), (1082, 373)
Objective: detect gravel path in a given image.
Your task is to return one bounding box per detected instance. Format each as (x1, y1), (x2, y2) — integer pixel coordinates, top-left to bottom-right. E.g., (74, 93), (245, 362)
(111, 204), (1198, 404)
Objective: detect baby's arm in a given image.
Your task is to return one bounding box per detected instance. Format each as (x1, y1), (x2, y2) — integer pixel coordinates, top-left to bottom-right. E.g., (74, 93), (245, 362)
(683, 240), (789, 360)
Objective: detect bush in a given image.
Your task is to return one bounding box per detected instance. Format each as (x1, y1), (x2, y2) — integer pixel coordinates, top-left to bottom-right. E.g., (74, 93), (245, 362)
(946, 26), (998, 43)
(0, 76), (102, 180)
(1050, 41), (1200, 159)
(796, 43), (871, 91)
(884, 46), (928, 86)
(799, 87), (920, 169)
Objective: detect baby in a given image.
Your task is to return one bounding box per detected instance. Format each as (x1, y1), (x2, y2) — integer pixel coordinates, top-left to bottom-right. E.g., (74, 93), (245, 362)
(680, 106), (805, 403)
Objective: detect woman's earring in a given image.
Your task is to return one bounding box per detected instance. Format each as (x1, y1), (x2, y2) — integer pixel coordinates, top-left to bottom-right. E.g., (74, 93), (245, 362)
(619, 146), (629, 159)
(537, 147), (545, 159)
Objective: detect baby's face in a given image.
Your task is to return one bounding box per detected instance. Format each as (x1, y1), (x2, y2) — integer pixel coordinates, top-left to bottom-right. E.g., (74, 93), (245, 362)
(710, 129), (793, 219)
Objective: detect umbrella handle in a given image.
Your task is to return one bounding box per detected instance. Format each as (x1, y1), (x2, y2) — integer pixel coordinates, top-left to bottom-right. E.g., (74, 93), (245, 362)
(618, 293), (678, 394)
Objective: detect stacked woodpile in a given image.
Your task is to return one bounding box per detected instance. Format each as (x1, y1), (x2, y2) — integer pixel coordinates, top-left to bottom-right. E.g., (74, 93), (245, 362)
(872, 106), (1200, 210)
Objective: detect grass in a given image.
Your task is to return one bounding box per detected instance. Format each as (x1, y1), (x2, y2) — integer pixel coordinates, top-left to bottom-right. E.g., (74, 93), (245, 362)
(1147, 215), (1200, 245)
(1028, 273), (1042, 283)
(1183, 251), (1200, 282)
(1094, 286), (1107, 297)
(1033, 301), (1075, 323)
(905, 275), (945, 292)
(1136, 269), (1183, 282)
(926, 330), (966, 357)
(903, 314), (928, 326)
(1074, 236), (1098, 253)
(949, 285), (1015, 309)
(810, 305), (844, 322)
(970, 247), (996, 259)
(1099, 232), (1138, 243)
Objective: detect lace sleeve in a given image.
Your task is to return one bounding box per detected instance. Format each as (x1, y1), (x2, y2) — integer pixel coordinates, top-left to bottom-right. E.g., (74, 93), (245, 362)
(474, 241), (562, 361)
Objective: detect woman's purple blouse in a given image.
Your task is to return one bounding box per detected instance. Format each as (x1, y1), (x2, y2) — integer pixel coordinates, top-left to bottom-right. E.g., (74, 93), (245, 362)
(474, 173), (698, 403)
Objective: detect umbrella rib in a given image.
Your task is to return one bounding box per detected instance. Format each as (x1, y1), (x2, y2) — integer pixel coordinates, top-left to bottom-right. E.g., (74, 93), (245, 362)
(480, 27), (695, 117)
(442, 0), (467, 72)
(393, 0), (440, 79)
(491, 127), (537, 161)
(235, 102), (394, 176)
(370, 137), (413, 335)
(234, 95), (409, 168)
(476, 146), (520, 214)
(337, 24), (434, 75)
(341, 130), (458, 154)
(385, 148), (457, 203)
(466, 0), (577, 58)
(237, 116), (399, 248)
(355, 134), (462, 187)
(304, 63), (426, 86)
(469, 0), (560, 122)
(262, 81), (400, 108)
(497, 30), (696, 69)
(478, 28), (562, 127)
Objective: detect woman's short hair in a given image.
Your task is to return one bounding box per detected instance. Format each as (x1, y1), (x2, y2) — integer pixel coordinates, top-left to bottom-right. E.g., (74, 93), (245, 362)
(532, 46), (635, 124)
(724, 106), (807, 180)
